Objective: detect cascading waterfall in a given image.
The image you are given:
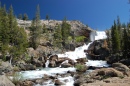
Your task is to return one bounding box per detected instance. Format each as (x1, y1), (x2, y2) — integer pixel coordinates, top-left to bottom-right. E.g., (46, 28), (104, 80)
(14, 31), (108, 86)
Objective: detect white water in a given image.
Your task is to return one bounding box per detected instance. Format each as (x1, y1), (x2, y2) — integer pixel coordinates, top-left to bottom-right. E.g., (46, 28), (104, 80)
(57, 42), (92, 61)
(90, 31), (107, 41)
(45, 60), (49, 68)
(86, 60), (109, 67)
(16, 31), (108, 86)
(19, 67), (76, 80)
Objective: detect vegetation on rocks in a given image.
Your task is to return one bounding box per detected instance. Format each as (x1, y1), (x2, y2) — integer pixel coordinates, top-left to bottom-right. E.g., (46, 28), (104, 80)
(75, 63), (87, 72)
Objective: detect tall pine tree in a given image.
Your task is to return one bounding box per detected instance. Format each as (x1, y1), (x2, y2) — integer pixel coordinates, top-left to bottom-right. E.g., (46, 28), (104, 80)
(30, 5), (42, 49)
(111, 20), (120, 53)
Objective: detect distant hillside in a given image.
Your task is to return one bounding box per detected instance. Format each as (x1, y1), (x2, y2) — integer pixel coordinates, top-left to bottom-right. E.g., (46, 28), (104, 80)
(17, 19), (93, 37)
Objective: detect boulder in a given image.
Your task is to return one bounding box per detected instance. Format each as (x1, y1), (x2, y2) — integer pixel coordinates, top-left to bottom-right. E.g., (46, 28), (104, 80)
(112, 63), (130, 76)
(48, 60), (56, 68)
(20, 80), (34, 86)
(61, 63), (73, 68)
(31, 57), (45, 67)
(55, 79), (65, 85)
(87, 40), (110, 60)
(0, 61), (13, 73)
(25, 64), (36, 70)
(90, 68), (124, 79)
(120, 59), (130, 66)
(0, 75), (15, 86)
(49, 55), (58, 61)
(76, 58), (88, 64)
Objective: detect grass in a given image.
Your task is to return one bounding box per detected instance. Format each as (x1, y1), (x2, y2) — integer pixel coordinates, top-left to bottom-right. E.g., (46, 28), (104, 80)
(75, 64), (86, 72)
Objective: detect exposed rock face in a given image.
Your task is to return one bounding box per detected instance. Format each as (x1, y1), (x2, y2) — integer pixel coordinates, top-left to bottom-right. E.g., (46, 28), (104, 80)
(0, 75), (15, 86)
(0, 61), (13, 74)
(85, 40), (109, 60)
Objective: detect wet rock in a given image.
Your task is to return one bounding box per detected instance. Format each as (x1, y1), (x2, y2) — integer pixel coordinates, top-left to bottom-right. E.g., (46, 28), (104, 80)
(48, 60), (56, 67)
(49, 55), (58, 61)
(76, 58), (88, 64)
(87, 40), (110, 60)
(55, 79), (65, 85)
(61, 63), (73, 68)
(35, 78), (44, 85)
(67, 71), (75, 77)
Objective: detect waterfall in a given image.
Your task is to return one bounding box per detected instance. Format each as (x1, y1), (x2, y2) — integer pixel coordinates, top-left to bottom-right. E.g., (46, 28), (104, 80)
(57, 42), (92, 61)
(45, 60), (49, 68)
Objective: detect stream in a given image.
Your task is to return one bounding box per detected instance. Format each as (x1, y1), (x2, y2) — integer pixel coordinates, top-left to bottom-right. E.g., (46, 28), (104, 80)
(14, 31), (108, 86)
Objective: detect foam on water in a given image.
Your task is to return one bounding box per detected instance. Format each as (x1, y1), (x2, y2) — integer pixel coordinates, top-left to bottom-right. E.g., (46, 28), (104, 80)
(19, 67), (76, 80)
(86, 60), (109, 67)
(57, 42), (92, 61)
(17, 31), (108, 86)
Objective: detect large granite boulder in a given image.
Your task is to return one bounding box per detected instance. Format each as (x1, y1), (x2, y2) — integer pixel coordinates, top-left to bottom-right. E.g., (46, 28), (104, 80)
(0, 60), (13, 73)
(90, 68), (124, 79)
(86, 40), (110, 60)
(112, 63), (130, 76)
(0, 75), (15, 86)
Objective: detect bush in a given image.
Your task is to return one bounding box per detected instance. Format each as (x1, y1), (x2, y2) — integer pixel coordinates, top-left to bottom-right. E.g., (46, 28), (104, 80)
(75, 36), (86, 42)
(75, 64), (87, 72)
(11, 73), (23, 85)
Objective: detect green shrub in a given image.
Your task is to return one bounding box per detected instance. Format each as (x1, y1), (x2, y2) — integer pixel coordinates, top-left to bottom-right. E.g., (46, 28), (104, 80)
(75, 36), (86, 42)
(75, 64), (87, 72)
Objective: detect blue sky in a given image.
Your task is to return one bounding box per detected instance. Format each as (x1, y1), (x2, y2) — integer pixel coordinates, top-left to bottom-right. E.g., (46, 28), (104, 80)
(0, 0), (129, 30)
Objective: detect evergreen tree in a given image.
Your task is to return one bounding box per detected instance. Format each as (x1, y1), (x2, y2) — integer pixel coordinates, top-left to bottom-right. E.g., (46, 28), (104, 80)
(54, 24), (62, 47)
(30, 5), (42, 49)
(0, 5), (9, 56)
(117, 16), (122, 50)
(8, 5), (28, 62)
(23, 13), (28, 20)
(61, 17), (71, 43)
(46, 14), (50, 22)
(122, 25), (128, 58)
(111, 20), (120, 53)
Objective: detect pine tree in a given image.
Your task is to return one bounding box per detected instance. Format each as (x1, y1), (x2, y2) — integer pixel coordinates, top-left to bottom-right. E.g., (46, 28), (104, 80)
(8, 5), (28, 61)
(0, 5), (10, 56)
(117, 16), (122, 50)
(54, 24), (62, 47)
(23, 13), (28, 20)
(122, 25), (128, 58)
(111, 20), (120, 53)
(61, 17), (71, 43)
(30, 5), (42, 49)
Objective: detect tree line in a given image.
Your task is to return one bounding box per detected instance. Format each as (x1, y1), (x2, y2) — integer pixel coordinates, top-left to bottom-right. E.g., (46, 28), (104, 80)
(0, 3), (76, 61)
(0, 4), (28, 61)
(107, 16), (130, 59)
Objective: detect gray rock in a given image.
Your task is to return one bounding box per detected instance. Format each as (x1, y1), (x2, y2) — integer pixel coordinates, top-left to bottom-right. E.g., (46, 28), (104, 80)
(0, 75), (15, 86)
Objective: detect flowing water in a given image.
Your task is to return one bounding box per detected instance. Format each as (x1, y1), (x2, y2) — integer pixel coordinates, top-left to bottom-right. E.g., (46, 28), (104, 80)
(15, 31), (109, 86)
